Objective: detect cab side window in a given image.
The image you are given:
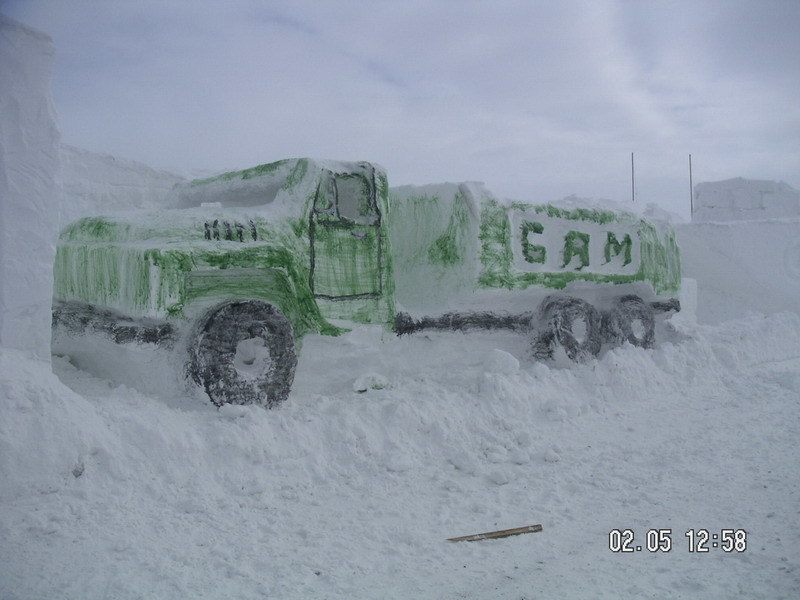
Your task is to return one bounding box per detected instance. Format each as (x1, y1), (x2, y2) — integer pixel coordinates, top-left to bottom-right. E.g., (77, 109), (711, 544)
(313, 171), (378, 225)
(335, 174), (377, 225)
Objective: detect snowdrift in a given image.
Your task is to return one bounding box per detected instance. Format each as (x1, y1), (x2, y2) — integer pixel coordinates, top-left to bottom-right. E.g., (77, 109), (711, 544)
(2, 312), (800, 598)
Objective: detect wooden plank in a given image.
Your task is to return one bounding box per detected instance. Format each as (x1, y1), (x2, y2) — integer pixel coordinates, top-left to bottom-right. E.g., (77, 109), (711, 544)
(446, 524), (543, 543)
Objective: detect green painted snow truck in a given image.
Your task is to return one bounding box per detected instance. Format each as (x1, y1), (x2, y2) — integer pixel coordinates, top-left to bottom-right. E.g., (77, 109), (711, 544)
(52, 158), (681, 407)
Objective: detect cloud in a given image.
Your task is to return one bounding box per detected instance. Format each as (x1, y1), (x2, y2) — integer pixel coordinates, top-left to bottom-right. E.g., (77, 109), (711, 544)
(2, 0), (798, 217)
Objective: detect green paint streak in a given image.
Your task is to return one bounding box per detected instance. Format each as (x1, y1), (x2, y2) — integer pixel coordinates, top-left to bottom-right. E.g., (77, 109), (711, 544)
(190, 238), (339, 336)
(54, 243), (175, 317)
(185, 265), (339, 337)
(520, 220), (546, 264)
(282, 158), (309, 190)
(388, 187), (478, 311)
(389, 194), (440, 268)
(478, 200), (514, 288)
(311, 223), (381, 297)
(427, 193), (470, 267)
(636, 222), (681, 295)
(61, 217), (131, 243)
(510, 202), (621, 225)
(54, 237), (339, 337)
(428, 233), (459, 265)
(605, 232), (632, 266)
(375, 170), (395, 326)
(513, 270), (639, 290)
(562, 230), (590, 270)
(189, 159), (294, 187)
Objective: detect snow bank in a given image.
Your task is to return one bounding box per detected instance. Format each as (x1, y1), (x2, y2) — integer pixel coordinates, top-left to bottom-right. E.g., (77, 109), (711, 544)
(677, 217), (800, 323)
(60, 144), (185, 222)
(2, 314), (799, 598)
(0, 14), (62, 362)
(0, 348), (112, 499)
(693, 178), (800, 222)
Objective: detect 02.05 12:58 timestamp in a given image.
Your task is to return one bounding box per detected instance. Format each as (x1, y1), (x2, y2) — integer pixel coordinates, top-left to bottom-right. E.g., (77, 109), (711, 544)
(685, 529), (747, 552)
(609, 529), (748, 553)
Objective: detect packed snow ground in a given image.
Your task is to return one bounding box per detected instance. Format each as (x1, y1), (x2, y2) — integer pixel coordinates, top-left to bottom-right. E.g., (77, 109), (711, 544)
(2, 308), (799, 599)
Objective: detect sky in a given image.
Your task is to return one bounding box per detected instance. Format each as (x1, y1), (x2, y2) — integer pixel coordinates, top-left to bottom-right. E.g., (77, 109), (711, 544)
(3, 0), (799, 219)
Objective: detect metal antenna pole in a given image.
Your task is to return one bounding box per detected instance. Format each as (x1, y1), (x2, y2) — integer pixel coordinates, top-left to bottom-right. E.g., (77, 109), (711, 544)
(631, 152), (635, 203)
(689, 154), (694, 217)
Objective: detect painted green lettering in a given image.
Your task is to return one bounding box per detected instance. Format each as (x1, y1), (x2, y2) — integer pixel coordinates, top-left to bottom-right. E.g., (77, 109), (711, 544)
(562, 230), (590, 270)
(604, 232), (632, 266)
(520, 220), (546, 264)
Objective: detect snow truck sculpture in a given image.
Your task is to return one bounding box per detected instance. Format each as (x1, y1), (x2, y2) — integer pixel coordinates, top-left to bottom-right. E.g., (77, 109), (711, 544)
(52, 158), (681, 407)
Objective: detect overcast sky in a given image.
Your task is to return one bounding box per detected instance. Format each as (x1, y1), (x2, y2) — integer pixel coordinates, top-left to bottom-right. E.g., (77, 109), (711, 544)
(3, 0), (799, 218)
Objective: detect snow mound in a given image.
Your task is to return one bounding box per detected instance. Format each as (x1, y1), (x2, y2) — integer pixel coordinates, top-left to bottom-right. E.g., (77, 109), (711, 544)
(0, 349), (110, 500)
(2, 312), (800, 598)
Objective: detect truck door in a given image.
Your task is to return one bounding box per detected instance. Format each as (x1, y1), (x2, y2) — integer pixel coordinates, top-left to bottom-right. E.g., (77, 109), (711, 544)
(310, 166), (382, 299)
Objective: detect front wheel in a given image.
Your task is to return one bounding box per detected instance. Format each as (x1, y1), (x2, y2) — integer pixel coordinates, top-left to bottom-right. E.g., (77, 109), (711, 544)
(188, 300), (297, 407)
(532, 296), (602, 361)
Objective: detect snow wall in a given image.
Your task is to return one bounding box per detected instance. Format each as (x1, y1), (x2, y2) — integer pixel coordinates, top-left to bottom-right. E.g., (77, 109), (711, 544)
(693, 178), (800, 222)
(681, 178), (800, 323)
(0, 14), (62, 362)
(677, 218), (800, 324)
(60, 145), (185, 223)
(0, 13), (186, 363)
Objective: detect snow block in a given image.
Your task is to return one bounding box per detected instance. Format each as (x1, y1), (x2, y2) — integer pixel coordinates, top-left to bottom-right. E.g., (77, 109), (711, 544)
(693, 178), (800, 222)
(677, 219), (800, 323)
(0, 14), (62, 362)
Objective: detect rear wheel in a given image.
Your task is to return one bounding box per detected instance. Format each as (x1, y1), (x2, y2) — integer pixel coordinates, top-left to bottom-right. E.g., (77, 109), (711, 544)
(532, 296), (602, 361)
(602, 295), (655, 349)
(188, 300), (297, 407)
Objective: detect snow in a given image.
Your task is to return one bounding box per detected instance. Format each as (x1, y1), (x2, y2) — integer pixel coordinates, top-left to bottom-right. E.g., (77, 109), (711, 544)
(0, 14), (62, 362)
(60, 144), (185, 223)
(677, 218), (800, 324)
(2, 12), (800, 600)
(2, 313), (800, 598)
(693, 178), (800, 223)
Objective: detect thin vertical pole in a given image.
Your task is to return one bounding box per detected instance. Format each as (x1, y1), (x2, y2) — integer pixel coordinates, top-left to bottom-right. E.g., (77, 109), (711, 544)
(689, 154), (694, 216)
(631, 152), (635, 203)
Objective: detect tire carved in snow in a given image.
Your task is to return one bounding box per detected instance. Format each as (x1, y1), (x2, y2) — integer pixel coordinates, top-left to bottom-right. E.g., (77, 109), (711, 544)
(602, 294), (655, 349)
(532, 296), (602, 361)
(188, 300), (297, 407)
